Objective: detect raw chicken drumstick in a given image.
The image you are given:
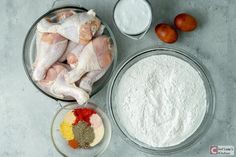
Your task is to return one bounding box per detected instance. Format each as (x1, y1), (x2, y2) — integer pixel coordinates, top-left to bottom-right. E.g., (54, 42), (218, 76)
(66, 25), (108, 93)
(65, 35), (113, 83)
(39, 63), (89, 105)
(32, 32), (68, 81)
(37, 10), (101, 44)
(60, 27), (108, 93)
(33, 12), (75, 81)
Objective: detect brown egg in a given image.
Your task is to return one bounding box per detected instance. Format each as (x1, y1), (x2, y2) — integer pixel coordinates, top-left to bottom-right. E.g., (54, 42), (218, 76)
(174, 13), (197, 32)
(155, 23), (178, 44)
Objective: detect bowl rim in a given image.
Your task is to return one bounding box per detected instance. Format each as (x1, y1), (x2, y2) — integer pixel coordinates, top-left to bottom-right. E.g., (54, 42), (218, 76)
(50, 102), (112, 157)
(107, 47), (216, 155)
(22, 6), (118, 102)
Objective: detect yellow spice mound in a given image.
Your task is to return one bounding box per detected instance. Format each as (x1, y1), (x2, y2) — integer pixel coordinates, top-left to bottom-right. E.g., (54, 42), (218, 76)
(60, 121), (74, 140)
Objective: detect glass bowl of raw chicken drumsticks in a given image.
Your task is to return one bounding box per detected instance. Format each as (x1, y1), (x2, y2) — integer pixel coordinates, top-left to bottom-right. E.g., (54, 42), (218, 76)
(23, 6), (117, 104)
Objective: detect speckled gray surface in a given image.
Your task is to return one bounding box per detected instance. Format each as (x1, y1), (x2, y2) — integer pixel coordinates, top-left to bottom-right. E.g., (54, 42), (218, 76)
(0, 0), (235, 156)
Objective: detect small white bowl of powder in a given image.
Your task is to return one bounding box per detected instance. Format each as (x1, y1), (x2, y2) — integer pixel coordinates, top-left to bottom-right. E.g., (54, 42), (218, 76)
(113, 0), (152, 39)
(108, 48), (215, 154)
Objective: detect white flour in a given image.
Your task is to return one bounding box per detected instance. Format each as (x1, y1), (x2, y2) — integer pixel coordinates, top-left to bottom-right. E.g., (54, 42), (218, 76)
(116, 55), (207, 147)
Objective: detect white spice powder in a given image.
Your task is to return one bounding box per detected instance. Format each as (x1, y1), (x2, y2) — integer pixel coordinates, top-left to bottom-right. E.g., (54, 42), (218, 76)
(116, 55), (207, 147)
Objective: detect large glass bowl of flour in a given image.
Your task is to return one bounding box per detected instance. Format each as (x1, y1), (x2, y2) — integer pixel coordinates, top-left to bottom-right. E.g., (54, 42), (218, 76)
(107, 47), (215, 154)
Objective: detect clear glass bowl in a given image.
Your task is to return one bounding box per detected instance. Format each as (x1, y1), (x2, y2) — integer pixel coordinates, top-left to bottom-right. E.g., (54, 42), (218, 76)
(51, 102), (111, 157)
(112, 0), (153, 40)
(107, 47), (215, 155)
(23, 6), (118, 101)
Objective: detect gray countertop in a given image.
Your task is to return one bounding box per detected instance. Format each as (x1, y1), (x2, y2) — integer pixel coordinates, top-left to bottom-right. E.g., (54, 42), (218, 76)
(0, 0), (235, 156)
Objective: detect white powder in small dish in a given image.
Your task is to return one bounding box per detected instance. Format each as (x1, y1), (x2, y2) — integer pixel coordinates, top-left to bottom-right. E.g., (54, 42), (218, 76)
(116, 55), (207, 147)
(114, 0), (152, 35)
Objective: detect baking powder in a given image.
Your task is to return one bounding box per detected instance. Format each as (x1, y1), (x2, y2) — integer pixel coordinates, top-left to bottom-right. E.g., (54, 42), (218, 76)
(116, 55), (207, 147)
(114, 0), (152, 35)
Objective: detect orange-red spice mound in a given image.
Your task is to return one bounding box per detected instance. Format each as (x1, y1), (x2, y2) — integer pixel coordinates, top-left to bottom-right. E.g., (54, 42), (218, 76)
(73, 108), (96, 126)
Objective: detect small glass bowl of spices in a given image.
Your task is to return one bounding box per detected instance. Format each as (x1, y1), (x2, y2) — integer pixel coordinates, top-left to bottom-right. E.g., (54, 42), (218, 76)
(113, 0), (152, 39)
(51, 102), (111, 157)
